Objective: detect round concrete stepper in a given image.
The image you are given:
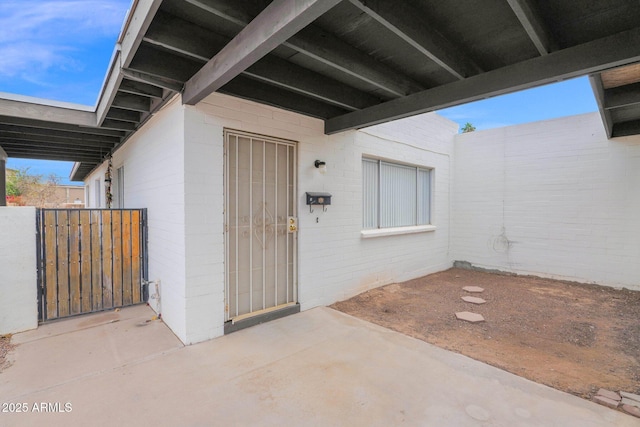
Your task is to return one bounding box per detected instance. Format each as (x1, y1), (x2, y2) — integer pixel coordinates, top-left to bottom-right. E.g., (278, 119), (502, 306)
(463, 286), (484, 293)
(455, 311), (485, 323)
(461, 296), (486, 304)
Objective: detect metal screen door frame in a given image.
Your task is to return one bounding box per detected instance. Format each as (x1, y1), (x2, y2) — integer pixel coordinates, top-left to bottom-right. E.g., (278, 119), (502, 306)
(224, 129), (298, 322)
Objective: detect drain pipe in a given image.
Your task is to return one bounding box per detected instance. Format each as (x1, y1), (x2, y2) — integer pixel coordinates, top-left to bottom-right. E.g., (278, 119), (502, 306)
(0, 146), (7, 207)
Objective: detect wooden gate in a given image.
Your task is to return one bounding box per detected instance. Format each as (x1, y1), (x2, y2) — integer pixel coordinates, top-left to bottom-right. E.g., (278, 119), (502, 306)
(36, 209), (148, 322)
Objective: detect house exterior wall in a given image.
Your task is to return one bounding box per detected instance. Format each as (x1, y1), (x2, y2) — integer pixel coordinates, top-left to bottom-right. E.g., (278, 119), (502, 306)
(84, 92), (455, 344)
(80, 93), (640, 345)
(0, 207), (37, 334)
(187, 93), (456, 342)
(451, 113), (640, 290)
(84, 97), (189, 341)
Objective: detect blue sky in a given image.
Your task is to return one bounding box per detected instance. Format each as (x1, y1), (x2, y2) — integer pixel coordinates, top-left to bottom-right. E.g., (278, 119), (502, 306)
(2, 0), (598, 184)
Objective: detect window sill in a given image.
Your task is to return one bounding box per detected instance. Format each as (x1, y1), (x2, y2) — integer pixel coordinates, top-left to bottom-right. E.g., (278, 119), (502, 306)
(361, 225), (436, 238)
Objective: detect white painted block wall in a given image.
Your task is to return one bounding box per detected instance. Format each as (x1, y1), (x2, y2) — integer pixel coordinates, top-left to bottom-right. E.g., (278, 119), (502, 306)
(85, 97), (190, 341)
(89, 93), (456, 344)
(0, 207), (37, 334)
(192, 93), (457, 318)
(451, 113), (640, 290)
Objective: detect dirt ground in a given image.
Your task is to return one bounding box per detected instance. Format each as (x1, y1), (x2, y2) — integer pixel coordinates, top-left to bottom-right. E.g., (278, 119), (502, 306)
(332, 268), (640, 399)
(0, 335), (14, 372)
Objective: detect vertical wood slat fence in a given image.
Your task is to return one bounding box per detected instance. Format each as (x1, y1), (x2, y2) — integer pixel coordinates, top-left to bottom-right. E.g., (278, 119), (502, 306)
(36, 209), (148, 322)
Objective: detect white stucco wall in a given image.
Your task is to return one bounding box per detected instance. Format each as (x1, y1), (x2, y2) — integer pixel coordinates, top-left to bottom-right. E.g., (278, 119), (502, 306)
(87, 92), (456, 344)
(83, 92), (640, 344)
(191, 92), (456, 324)
(0, 207), (37, 334)
(85, 97), (189, 341)
(451, 113), (640, 290)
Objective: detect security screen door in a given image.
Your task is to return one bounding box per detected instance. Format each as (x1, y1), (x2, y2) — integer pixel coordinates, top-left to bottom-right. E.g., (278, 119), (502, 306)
(224, 130), (297, 321)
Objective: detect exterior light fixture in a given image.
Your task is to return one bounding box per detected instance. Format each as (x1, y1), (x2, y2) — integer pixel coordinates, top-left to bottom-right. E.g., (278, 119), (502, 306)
(314, 160), (327, 174)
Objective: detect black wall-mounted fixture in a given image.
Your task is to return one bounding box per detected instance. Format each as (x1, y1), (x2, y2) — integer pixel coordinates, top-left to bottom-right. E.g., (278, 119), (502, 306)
(314, 160), (327, 174)
(306, 192), (331, 213)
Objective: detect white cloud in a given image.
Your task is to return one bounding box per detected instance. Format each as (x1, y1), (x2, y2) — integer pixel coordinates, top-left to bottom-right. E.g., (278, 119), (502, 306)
(0, 0), (129, 81)
(0, 0), (129, 42)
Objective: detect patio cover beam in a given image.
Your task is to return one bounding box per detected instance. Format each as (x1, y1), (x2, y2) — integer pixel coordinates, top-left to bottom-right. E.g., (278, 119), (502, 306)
(3, 148), (104, 162)
(0, 140), (113, 155)
(0, 116), (123, 137)
(96, 0), (163, 125)
(612, 118), (640, 137)
(0, 125), (121, 144)
(183, 0), (343, 105)
(0, 132), (116, 148)
(348, 0), (482, 79)
(589, 74), (613, 138)
(0, 94), (96, 127)
(506, 0), (557, 55)
(143, 12), (380, 111)
(325, 27), (640, 134)
(187, 0), (423, 99)
(603, 82), (640, 109)
(121, 69), (184, 93)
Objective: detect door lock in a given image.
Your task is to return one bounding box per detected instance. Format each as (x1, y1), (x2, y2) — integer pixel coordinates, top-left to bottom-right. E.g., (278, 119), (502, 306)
(288, 217), (298, 233)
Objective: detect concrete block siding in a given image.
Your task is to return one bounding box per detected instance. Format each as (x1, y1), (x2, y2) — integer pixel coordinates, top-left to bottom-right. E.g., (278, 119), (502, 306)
(87, 92), (457, 343)
(452, 113), (640, 290)
(82, 95), (639, 345)
(189, 93), (456, 340)
(85, 97), (189, 341)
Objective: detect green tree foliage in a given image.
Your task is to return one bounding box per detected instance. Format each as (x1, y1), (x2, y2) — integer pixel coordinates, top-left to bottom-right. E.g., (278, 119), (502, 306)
(461, 122), (476, 133)
(6, 168), (62, 207)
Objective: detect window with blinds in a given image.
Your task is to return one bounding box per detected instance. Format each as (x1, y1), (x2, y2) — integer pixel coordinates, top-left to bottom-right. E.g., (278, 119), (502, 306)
(362, 158), (431, 229)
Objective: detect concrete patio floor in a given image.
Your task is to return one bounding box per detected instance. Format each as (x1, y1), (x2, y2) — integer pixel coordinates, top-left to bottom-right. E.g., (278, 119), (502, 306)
(1, 305), (637, 427)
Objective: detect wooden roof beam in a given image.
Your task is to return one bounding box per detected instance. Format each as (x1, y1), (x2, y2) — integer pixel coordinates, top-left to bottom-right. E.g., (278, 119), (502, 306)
(506, 0), (558, 55)
(142, 11), (381, 111)
(220, 75), (349, 119)
(96, 0), (163, 125)
(612, 118), (640, 138)
(0, 94), (96, 127)
(183, 0), (343, 105)
(0, 131), (116, 148)
(325, 28), (640, 134)
(119, 79), (164, 98)
(121, 69), (184, 93)
(0, 124), (121, 144)
(0, 140), (113, 155)
(348, 0), (482, 79)
(187, 0), (422, 98)
(603, 82), (640, 109)
(589, 74), (614, 138)
(3, 148), (104, 162)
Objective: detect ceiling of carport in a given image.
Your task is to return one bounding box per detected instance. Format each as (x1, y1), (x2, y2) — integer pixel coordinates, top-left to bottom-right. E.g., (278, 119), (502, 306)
(0, 0), (639, 181)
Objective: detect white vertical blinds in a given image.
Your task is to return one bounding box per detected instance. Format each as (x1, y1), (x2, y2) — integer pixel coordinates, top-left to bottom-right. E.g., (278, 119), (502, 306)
(363, 158), (431, 229)
(417, 168), (431, 225)
(362, 159), (379, 229)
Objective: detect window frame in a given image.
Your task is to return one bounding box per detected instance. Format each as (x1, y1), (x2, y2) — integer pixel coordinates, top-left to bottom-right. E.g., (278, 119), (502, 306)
(361, 157), (435, 237)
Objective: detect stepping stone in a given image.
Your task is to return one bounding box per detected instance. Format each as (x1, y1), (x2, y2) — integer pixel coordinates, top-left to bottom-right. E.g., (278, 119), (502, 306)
(621, 391), (640, 403)
(622, 398), (640, 409)
(463, 286), (484, 293)
(461, 296), (486, 304)
(455, 311), (485, 323)
(593, 395), (619, 409)
(597, 388), (621, 401)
